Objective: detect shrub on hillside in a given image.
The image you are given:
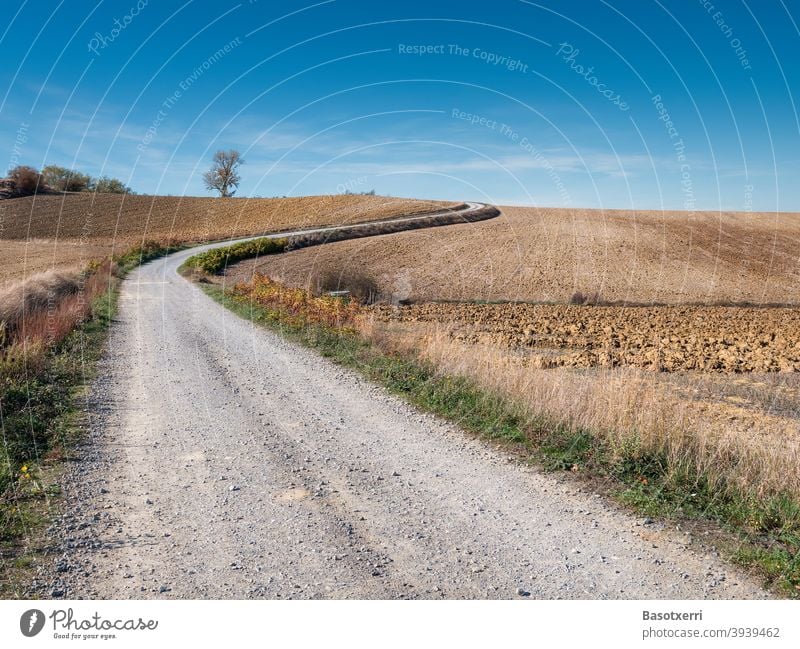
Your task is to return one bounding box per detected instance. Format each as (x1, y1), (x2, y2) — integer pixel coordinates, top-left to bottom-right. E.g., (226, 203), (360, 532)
(8, 165), (42, 195)
(569, 291), (604, 306)
(41, 165), (92, 192)
(315, 267), (381, 304)
(93, 176), (133, 194)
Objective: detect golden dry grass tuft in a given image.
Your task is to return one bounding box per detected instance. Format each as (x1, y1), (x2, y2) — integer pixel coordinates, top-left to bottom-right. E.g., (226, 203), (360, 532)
(231, 274), (365, 330)
(0, 262), (113, 348)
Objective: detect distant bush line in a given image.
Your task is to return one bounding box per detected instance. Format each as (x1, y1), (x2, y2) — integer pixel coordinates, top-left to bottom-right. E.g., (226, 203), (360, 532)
(1, 164), (134, 198)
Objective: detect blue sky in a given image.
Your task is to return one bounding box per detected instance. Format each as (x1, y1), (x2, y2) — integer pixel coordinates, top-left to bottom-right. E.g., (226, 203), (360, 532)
(1, 0), (798, 210)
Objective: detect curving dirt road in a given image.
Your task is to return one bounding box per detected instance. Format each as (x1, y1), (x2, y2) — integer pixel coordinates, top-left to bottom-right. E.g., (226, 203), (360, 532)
(38, 207), (769, 599)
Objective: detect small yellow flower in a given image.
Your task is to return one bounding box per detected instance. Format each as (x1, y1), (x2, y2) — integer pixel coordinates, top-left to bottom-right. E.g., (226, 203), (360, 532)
(20, 465), (28, 473)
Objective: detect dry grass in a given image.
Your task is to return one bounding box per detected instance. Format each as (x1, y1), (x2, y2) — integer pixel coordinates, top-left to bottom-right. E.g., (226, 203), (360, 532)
(0, 269), (82, 325)
(369, 320), (800, 501)
(0, 262), (113, 348)
(231, 274), (364, 330)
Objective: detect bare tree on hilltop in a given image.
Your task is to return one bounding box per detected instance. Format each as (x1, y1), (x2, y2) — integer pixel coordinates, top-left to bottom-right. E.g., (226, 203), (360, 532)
(203, 150), (243, 198)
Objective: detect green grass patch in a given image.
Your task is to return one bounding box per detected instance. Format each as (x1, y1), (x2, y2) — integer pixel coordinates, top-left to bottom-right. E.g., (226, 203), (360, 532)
(114, 239), (188, 275)
(182, 237), (288, 275)
(204, 282), (800, 597)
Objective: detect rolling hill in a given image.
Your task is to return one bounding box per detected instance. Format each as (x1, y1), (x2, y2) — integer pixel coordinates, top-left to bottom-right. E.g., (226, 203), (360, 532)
(0, 193), (452, 283)
(234, 205), (800, 306)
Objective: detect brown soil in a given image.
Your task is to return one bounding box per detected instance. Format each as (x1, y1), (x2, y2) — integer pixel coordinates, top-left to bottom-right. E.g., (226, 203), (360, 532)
(372, 302), (800, 373)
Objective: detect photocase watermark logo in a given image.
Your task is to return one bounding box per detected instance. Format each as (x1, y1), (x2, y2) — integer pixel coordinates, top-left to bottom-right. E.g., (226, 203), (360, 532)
(19, 609), (45, 637)
(16, 608), (159, 641)
(555, 42), (629, 111)
(87, 0), (149, 56)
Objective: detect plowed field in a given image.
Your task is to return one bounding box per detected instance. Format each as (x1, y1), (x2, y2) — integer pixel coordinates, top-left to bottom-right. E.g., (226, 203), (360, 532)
(373, 303), (800, 373)
(0, 193), (451, 283)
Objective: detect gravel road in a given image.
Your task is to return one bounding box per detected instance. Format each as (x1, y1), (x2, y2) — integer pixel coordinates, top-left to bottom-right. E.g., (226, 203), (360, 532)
(37, 212), (769, 600)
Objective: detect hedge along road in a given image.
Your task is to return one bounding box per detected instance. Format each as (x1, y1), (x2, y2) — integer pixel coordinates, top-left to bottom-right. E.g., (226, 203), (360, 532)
(41, 202), (768, 599)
